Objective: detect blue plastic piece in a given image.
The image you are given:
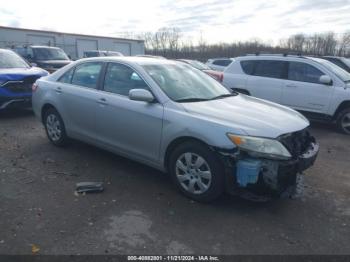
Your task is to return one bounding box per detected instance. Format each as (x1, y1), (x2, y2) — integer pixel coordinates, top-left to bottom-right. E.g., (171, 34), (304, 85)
(235, 159), (261, 187)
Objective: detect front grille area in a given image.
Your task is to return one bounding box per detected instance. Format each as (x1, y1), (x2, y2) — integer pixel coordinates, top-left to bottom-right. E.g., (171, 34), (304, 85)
(278, 128), (314, 158)
(3, 75), (40, 93)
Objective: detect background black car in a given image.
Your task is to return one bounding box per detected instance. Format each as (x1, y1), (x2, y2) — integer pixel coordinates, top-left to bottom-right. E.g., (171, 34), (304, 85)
(13, 45), (71, 73)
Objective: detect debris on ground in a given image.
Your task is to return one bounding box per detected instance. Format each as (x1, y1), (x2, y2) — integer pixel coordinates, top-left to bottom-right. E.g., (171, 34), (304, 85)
(52, 171), (78, 177)
(75, 182), (104, 194)
(31, 244), (40, 254)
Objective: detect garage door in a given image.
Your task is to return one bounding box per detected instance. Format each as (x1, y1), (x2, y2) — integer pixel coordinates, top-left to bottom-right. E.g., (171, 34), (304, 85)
(114, 42), (131, 56)
(77, 39), (98, 58)
(27, 34), (56, 46)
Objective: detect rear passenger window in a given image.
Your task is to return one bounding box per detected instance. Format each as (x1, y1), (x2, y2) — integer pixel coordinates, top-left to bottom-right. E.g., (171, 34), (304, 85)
(240, 60), (255, 75)
(103, 63), (149, 96)
(254, 60), (286, 79)
(213, 60), (232, 66)
(288, 62), (323, 84)
(71, 63), (102, 89)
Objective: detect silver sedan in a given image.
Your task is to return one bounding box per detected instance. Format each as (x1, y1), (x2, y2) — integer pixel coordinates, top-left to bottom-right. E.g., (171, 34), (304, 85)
(32, 57), (318, 201)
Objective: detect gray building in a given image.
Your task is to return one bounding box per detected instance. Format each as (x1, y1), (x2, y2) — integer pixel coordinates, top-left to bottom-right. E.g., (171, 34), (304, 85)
(0, 26), (145, 59)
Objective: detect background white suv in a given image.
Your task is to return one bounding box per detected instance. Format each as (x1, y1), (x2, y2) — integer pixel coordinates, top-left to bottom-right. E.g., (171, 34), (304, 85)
(206, 58), (234, 71)
(222, 55), (350, 134)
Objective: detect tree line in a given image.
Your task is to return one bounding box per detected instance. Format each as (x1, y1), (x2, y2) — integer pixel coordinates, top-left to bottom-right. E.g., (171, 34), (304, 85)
(125, 28), (350, 62)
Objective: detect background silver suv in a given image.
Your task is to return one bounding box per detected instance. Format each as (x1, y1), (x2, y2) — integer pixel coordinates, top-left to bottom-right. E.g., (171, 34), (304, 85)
(32, 57), (318, 201)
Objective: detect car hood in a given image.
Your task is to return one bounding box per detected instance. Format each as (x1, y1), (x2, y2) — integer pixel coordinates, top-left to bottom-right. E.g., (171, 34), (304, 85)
(181, 94), (309, 138)
(0, 67), (48, 82)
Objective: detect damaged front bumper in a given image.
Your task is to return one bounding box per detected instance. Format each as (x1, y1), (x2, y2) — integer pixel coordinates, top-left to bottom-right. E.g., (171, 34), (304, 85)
(216, 140), (319, 198)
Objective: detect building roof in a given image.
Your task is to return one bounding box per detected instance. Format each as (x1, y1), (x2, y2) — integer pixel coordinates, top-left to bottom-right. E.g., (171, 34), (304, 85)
(0, 26), (144, 43)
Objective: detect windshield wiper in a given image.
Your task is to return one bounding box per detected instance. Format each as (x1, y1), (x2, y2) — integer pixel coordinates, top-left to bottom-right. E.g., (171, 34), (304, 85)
(175, 98), (211, 103)
(209, 93), (237, 100)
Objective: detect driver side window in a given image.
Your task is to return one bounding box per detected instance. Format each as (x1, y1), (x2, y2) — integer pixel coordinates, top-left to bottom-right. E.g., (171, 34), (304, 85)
(288, 62), (323, 84)
(103, 63), (149, 96)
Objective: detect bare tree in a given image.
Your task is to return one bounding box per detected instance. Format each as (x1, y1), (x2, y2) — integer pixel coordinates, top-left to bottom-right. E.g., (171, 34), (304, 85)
(144, 28), (350, 60)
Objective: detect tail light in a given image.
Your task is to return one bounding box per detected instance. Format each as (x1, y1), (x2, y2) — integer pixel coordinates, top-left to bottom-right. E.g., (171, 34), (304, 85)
(32, 83), (39, 92)
(218, 73), (223, 83)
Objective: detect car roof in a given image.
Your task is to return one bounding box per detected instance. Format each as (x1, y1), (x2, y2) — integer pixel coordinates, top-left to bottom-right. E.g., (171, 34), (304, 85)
(0, 48), (15, 53)
(323, 56), (344, 59)
(77, 56), (178, 66)
(209, 57), (233, 60)
(235, 54), (311, 61)
(30, 45), (62, 49)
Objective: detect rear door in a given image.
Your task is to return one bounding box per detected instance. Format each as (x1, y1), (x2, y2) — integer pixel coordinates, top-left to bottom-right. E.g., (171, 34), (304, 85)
(281, 61), (333, 113)
(95, 62), (163, 164)
(56, 62), (103, 140)
(246, 60), (287, 103)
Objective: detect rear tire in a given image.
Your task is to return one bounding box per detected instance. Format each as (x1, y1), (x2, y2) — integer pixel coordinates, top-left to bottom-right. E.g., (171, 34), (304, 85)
(43, 108), (68, 146)
(168, 141), (225, 202)
(336, 108), (350, 135)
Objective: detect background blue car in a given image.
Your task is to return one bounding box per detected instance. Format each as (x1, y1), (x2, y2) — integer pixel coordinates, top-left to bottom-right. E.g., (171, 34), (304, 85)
(0, 49), (48, 110)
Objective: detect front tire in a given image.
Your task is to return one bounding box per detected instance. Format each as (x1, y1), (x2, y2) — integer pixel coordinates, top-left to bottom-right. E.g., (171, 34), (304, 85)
(336, 108), (350, 135)
(168, 141), (225, 202)
(44, 108), (68, 146)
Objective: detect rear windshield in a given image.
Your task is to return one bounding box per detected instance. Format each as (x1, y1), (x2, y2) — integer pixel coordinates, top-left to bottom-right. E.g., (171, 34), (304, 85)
(33, 48), (69, 61)
(213, 59), (232, 66)
(0, 50), (29, 69)
(84, 51), (100, 57)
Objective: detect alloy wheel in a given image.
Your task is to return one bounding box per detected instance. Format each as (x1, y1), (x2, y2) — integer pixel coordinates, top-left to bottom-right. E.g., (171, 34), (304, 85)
(46, 114), (62, 142)
(341, 112), (350, 134)
(175, 152), (212, 194)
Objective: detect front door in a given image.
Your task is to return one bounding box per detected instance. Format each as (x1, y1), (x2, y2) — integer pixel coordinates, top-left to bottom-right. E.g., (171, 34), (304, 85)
(281, 61), (333, 113)
(95, 62), (163, 164)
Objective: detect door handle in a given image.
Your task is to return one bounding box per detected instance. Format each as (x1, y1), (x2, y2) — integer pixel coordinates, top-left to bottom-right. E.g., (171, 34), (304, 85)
(286, 84), (297, 88)
(55, 87), (62, 93)
(97, 98), (108, 105)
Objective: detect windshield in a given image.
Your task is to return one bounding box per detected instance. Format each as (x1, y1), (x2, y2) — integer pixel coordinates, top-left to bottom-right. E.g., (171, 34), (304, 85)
(0, 50), (29, 69)
(33, 48), (69, 61)
(84, 51), (100, 57)
(186, 60), (211, 70)
(343, 58), (350, 68)
(142, 63), (232, 102)
(312, 57), (350, 82)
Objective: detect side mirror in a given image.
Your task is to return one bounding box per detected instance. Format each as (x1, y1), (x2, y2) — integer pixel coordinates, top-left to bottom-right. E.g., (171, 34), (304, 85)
(129, 89), (155, 103)
(319, 75), (332, 85)
(30, 62), (37, 67)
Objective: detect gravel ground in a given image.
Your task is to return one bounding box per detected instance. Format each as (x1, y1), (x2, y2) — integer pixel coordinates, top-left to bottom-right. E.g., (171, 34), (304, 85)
(0, 109), (349, 255)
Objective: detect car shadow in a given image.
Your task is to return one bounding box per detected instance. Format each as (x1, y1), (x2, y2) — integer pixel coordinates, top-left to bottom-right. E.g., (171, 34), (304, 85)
(0, 108), (34, 119)
(64, 139), (287, 211)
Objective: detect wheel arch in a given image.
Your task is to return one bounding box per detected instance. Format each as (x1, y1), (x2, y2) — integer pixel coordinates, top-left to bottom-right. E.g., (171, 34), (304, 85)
(41, 103), (58, 124)
(333, 100), (350, 120)
(163, 136), (211, 171)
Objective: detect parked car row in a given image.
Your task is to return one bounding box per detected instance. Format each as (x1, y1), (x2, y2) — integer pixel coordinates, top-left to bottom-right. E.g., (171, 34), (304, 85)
(1, 47), (349, 201)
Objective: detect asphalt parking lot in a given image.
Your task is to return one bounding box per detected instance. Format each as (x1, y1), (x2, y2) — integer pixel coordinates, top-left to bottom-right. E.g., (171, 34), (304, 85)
(0, 109), (349, 255)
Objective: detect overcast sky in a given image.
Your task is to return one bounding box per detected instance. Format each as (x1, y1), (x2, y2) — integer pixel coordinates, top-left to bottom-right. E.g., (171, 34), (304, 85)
(0, 0), (349, 44)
